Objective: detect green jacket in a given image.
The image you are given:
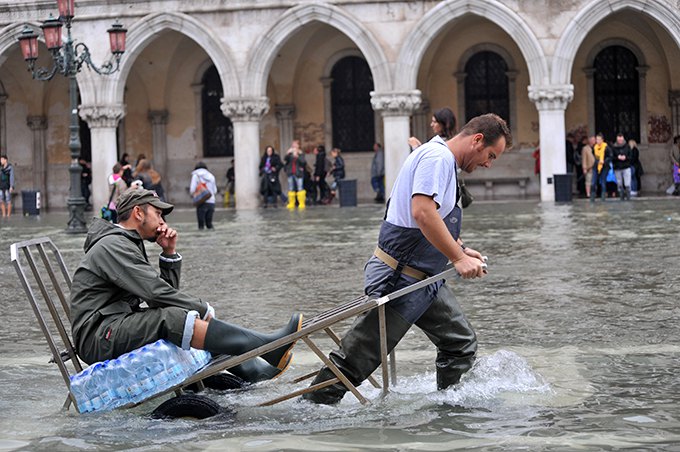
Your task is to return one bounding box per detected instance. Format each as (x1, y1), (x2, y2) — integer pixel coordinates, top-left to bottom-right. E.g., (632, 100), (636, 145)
(70, 218), (210, 356)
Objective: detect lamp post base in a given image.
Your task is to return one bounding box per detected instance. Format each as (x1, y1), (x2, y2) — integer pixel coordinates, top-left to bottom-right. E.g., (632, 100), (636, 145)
(65, 197), (88, 234)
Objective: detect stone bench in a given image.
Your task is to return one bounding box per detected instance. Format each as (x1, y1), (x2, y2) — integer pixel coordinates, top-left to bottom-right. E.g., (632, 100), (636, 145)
(464, 176), (531, 200)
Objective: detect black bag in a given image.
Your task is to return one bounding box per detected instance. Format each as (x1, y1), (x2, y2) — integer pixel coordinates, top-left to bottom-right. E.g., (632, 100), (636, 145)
(459, 179), (474, 208)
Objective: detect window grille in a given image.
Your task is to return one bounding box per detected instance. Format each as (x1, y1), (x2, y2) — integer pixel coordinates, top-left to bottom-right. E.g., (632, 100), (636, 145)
(594, 46), (640, 142)
(464, 51), (509, 124)
(202, 65), (233, 157)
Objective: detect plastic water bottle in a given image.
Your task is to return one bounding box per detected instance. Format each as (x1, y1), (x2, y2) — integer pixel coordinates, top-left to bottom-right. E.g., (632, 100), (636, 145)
(69, 340), (214, 413)
(69, 367), (93, 413)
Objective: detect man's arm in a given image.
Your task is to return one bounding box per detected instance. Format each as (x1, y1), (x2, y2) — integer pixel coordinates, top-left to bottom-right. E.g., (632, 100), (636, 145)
(411, 194), (485, 279)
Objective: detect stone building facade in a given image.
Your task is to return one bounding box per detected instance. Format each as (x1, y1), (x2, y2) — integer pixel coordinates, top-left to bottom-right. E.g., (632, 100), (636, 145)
(1, 0), (679, 210)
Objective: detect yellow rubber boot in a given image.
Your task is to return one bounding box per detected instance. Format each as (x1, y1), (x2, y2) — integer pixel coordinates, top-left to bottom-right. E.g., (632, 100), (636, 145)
(223, 192), (230, 207)
(287, 191), (297, 209)
(297, 189), (306, 210)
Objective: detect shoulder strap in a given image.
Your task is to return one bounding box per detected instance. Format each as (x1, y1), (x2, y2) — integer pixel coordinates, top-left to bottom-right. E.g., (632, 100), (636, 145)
(108, 183), (117, 204)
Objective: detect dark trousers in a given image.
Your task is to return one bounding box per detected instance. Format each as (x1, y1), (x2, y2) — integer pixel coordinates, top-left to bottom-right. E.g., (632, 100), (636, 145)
(196, 203), (215, 230)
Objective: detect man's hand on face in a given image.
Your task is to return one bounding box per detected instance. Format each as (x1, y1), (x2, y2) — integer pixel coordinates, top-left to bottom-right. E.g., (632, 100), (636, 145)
(156, 225), (178, 255)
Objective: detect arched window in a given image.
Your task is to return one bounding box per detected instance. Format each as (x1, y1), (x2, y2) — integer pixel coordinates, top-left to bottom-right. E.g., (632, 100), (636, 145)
(202, 65), (233, 157)
(593, 45), (639, 142)
(331, 56), (374, 152)
(464, 51), (509, 124)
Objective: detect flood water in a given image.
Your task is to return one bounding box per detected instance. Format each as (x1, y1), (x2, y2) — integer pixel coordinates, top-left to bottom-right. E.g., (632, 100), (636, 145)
(0, 199), (679, 451)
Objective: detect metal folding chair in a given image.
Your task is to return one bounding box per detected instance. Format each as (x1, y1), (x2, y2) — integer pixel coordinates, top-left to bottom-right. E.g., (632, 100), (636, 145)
(11, 236), (461, 412)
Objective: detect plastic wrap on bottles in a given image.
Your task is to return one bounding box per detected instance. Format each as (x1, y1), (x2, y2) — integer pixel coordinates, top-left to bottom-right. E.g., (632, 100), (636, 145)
(68, 339), (212, 413)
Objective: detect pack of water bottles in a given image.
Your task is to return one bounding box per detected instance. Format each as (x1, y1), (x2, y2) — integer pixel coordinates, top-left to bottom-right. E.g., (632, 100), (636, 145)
(69, 340), (212, 413)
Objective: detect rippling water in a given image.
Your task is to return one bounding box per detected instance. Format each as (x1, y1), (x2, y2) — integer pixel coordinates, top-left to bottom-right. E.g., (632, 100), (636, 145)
(0, 199), (678, 450)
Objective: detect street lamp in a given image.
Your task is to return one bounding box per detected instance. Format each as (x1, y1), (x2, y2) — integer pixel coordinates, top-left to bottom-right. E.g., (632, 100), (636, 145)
(17, 0), (126, 233)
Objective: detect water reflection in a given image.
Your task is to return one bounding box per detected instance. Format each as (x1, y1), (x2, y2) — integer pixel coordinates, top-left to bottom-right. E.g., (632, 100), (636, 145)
(0, 199), (679, 450)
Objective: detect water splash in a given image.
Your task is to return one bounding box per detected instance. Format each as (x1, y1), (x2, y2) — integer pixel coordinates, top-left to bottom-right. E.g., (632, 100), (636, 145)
(424, 349), (552, 408)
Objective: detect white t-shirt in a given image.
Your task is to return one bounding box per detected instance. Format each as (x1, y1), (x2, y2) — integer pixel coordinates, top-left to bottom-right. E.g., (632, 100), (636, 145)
(385, 135), (458, 228)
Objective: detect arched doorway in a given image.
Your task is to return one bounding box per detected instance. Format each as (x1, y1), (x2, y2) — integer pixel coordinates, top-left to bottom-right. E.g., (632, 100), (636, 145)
(330, 56), (374, 152)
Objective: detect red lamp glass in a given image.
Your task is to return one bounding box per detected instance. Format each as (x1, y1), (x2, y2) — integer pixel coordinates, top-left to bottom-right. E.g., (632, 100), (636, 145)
(57, 0), (75, 20)
(107, 22), (127, 55)
(18, 26), (39, 61)
(41, 15), (63, 51)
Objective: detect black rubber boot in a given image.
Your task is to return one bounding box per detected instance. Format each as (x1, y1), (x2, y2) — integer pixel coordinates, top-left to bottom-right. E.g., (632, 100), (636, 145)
(203, 314), (302, 370)
(302, 306), (412, 404)
(229, 357), (284, 383)
(414, 284), (477, 390)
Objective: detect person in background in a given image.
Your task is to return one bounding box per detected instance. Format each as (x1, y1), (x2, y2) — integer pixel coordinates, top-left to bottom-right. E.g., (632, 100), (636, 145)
(371, 143), (385, 203)
(190, 162), (217, 230)
(105, 162), (128, 223)
(581, 136), (595, 201)
(326, 147), (345, 204)
(133, 159), (153, 190)
(79, 156), (93, 210)
(592, 133), (611, 201)
(284, 140), (307, 210)
(408, 107), (457, 150)
(259, 146), (283, 208)
(0, 154), (15, 218)
(611, 133), (632, 201)
(313, 145), (331, 205)
(670, 136), (680, 196)
(119, 153), (133, 187)
(224, 159), (235, 207)
(628, 139), (643, 197)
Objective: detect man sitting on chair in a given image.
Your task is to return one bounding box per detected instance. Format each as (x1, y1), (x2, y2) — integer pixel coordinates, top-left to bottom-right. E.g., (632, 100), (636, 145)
(69, 188), (302, 383)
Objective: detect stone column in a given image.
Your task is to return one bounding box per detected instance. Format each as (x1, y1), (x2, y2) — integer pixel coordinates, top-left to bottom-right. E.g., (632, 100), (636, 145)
(275, 104), (295, 151)
(79, 105), (125, 211)
(27, 115), (48, 207)
(412, 98), (430, 143)
(0, 94), (7, 153)
(454, 71), (466, 128)
(191, 83), (203, 156)
(221, 97), (269, 210)
(148, 109), (169, 197)
(506, 70), (519, 139)
(669, 90), (680, 138)
(320, 77), (333, 151)
(370, 91), (421, 195)
(583, 68), (596, 136)
(528, 85), (574, 202)
(637, 65), (649, 145)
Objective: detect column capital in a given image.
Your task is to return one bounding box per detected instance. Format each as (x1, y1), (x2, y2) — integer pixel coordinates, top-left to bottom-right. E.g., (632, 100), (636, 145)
(636, 65), (650, 77)
(370, 90), (422, 116)
(221, 97), (270, 122)
(27, 115), (47, 130)
(528, 85), (573, 111)
(79, 105), (126, 128)
(319, 76), (333, 88)
(148, 109), (169, 125)
(274, 104), (296, 120)
(669, 90), (680, 105)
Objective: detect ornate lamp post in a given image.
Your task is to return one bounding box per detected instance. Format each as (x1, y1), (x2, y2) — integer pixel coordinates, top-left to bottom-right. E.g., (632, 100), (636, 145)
(17, 0), (126, 233)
